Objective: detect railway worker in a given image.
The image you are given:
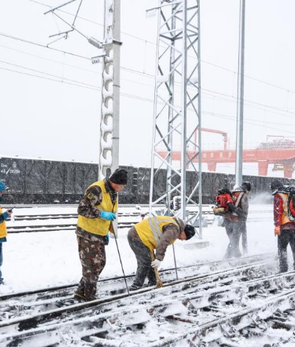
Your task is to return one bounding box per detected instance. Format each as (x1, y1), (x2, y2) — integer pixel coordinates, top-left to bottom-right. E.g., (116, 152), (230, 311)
(0, 180), (12, 285)
(74, 168), (128, 302)
(223, 181), (251, 259)
(127, 215), (196, 291)
(271, 179), (295, 273)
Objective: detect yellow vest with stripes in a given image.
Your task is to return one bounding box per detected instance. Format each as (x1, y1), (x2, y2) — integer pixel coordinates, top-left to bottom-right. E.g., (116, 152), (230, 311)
(0, 207), (8, 239)
(77, 180), (117, 236)
(135, 216), (178, 250)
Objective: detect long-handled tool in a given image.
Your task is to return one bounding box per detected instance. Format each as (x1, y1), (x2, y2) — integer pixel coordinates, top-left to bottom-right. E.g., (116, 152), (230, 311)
(113, 220), (130, 295)
(150, 250), (163, 288)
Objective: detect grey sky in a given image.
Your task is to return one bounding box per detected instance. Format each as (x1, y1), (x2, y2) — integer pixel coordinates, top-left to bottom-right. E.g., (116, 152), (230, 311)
(1, 0), (295, 177)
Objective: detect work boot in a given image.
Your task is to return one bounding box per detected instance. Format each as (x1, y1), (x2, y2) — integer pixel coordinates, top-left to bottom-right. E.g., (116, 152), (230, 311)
(74, 292), (87, 302)
(129, 284), (142, 291)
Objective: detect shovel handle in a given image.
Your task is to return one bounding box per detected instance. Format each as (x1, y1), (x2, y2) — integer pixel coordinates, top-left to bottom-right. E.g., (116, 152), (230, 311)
(150, 250), (163, 288)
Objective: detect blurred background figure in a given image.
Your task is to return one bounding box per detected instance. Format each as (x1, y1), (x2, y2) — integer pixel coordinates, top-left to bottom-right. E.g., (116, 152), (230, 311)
(0, 180), (12, 285)
(271, 179), (295, 273)
(223, 181), (251, 259)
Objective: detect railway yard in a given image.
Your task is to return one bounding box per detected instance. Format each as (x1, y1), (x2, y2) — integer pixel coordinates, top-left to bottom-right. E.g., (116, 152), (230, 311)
(0, 205), (294, 346)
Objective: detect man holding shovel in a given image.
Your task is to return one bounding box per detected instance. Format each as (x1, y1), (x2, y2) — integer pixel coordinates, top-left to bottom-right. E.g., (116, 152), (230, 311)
(127, 215), (195, 291)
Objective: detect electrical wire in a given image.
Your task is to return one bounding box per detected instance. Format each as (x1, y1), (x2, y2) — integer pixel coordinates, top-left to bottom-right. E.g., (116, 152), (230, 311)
(0, 66), (99, 91)
(1, 53), (294, 137)
(1, 32), (294, 121)
(0, 32), (90, 61)
(1, 10), (295, 137)
(28, 0), (295, 98)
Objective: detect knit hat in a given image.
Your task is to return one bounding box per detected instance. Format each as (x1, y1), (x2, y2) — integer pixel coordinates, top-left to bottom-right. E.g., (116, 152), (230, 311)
(184, 224), (195, 240)
(241, 181), (251, 192)
(0, 180), (8, 193)
(270, 179), (284, 193)
(109, 168), (128, 185)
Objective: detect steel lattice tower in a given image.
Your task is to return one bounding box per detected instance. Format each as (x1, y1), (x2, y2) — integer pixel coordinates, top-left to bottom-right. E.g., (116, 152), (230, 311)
(149, 0), (202, 235)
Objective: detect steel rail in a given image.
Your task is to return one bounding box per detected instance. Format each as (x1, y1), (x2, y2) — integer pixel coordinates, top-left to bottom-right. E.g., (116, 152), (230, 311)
(0, 253), (274, 302)
(0, 259), (285, 347)
(0, 259), (274, 332)
(150, 288), (295, 347)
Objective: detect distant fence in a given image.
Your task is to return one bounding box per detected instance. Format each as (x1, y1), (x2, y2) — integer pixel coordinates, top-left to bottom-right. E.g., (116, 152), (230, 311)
(0, 157), (292, 205)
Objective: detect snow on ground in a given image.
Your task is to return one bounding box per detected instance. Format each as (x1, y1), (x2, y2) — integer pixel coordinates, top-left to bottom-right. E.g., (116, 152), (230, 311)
(0, 204), (290, 347)
(0, 204), (279, 295)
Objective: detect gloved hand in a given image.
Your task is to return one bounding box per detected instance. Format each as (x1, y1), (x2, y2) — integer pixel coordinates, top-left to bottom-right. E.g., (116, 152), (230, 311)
(151, 259), (161, 269)
(104, 232), (110, 245)
(274, 226), (281, 236)
(212, 207), (225, 214)
(100, 211), (116, 221)
(2, 212), (8, 220)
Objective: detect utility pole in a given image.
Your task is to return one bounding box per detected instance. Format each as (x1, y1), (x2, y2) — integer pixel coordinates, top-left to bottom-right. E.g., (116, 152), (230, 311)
(98, 0), (121, 179)
(149, 0), (202, 236)
(235, 0), (246, 186)
(44, 0), (120, 179)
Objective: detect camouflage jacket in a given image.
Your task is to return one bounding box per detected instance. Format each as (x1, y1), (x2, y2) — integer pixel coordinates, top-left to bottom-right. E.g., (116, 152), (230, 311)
(155, 217), (185, 261)
(76, 179), (117, 240)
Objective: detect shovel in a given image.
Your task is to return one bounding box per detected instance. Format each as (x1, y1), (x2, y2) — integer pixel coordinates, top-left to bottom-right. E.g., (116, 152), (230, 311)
(150, 251), (163, 288)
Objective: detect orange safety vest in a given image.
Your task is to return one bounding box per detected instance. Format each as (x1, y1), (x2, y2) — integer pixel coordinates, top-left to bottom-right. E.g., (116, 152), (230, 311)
(277, 192), (292, 225)
(224, 191), (244, 222)
(77, 180), (117, 236)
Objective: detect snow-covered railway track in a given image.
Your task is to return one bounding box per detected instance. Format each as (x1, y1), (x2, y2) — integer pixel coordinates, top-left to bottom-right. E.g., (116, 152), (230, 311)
(0, 254), (272, 322)
(6, 221), (134, 234)
(10, 211), (140, 222)
(5, 206), (272, 234)
(6, 210), (146, 234)
(0, 255), (283, 347)
(6, 210), (144, 233)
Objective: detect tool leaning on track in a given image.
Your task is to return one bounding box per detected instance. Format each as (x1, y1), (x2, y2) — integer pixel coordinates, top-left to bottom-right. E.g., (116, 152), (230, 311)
(150, 250), (163, 288)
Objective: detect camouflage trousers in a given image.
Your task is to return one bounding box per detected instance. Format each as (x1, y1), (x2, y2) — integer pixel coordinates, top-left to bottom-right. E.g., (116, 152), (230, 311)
(127, 227), (156, 288)
(76, 234), (106, 301)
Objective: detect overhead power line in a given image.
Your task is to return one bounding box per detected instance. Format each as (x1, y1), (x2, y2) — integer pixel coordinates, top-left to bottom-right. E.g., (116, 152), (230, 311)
(25, 0), (295, 100)
(0, 32), (90, 60)
(0, 66), (99, 91)
(1, 21), (295, 137)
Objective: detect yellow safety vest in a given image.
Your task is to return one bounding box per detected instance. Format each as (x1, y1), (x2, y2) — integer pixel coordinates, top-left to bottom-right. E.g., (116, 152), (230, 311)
(278, 192), (291, 225)
(0, 207), (7, 239)
(135, 216), (178, 251)
(77, 180), (118, 236)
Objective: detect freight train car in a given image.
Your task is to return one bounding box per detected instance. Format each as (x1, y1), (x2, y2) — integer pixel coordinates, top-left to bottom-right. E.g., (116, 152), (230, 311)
(0, 157), (291, 205)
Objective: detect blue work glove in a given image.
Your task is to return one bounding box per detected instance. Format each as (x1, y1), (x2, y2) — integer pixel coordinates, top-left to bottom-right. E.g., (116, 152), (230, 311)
(105, 232), (110, 245)
(2, 212), (8, 220)
(100, 211), (116, 221)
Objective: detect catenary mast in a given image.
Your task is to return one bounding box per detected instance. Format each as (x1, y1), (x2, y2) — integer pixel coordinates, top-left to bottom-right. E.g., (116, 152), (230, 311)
(44, 0), (120, 180)
(98, 0), (121, 179)
(149, 0), (202, 236)
(235, 0), (246, 186)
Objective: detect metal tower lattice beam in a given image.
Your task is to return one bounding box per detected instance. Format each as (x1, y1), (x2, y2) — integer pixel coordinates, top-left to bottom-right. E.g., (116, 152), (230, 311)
(149, 0), (202, 236)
